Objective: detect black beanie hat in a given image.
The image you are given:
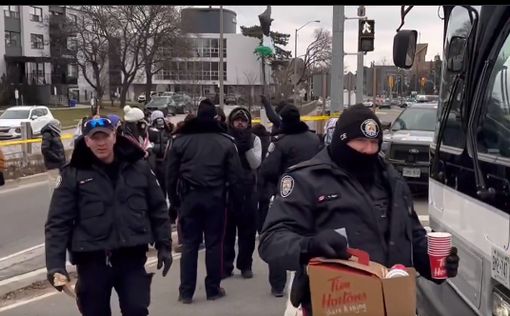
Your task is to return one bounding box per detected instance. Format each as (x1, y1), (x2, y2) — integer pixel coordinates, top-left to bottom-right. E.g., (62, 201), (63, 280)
(197, 99), (217, 120)
(333, 103), (382, 144)
(280, 104), (300, 125)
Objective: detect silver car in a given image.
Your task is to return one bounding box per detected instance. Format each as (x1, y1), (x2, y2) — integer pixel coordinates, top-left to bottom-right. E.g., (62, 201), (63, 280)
(381, 103), (437, 189)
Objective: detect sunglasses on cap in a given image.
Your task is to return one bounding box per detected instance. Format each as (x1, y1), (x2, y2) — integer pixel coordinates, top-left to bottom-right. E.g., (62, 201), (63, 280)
(84, 117), (112, 129)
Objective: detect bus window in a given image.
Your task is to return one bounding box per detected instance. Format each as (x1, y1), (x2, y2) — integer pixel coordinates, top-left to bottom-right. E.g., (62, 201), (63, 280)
(477, 33), (510, 158)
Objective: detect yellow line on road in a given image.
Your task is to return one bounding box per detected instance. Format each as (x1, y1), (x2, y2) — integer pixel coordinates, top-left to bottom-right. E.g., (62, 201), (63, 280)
(0, 134), (73, 147)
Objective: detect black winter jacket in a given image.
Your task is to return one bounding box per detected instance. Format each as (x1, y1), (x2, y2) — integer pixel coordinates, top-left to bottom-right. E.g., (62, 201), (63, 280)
(166, 118), (242, 207)
(41, 125), (66, 170)
(45, 136), (171, 272)
(259, 148), (433, 308)
(260, 121), (322, 186)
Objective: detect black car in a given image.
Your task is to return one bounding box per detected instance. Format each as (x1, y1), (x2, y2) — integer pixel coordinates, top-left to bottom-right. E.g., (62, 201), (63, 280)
(144, 96), (177, 117)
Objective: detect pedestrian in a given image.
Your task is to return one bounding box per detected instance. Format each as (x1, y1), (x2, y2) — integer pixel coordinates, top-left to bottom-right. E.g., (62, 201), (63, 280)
(148, 110), (175, 223)
(258, 104), (459, 315)
(167, 99), (242, 304)
(258, 104), (322, 298)
(40, 119), (66, 193)
(0, 147), (5, 186)
(223, 107), (262, 280)
(122, 105), (151, 156)
(260, 95), (287, 134)
(45, 115), (172, 316)
(323, 117), (339, 146)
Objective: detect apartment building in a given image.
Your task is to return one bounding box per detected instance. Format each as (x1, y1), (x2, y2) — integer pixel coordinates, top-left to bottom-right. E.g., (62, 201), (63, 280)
(127, 7), (270, 104)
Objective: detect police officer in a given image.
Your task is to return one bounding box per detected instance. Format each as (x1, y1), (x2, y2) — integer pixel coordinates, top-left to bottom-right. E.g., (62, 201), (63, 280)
(258, 104), (460, 315)
(45, 115), (172, 316)
(259, 104), (322, 297)
(167, 99), (242, 304)
(223, 107), (262, 280)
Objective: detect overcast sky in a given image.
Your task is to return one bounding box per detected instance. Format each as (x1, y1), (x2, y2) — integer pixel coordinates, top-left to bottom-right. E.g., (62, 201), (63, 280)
(194, 6), (445, 72)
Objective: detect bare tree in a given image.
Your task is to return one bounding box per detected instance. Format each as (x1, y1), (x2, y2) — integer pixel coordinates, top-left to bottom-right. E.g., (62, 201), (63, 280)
(73, 7), (110, 102)
(243, 71), (258, 111)
(297, 28), (332, 87)
(129, 6), (185, 103)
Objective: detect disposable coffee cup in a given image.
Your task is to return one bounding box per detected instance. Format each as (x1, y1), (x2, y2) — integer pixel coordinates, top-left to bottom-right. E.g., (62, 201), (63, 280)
(429, 255), (448, 279)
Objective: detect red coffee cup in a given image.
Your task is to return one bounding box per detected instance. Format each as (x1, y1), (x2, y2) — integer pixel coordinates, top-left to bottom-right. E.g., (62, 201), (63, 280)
(429, 254), (448, 279)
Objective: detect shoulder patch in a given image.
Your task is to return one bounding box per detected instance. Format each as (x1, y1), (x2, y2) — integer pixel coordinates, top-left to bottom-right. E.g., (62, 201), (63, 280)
(280, 175), (295, 198)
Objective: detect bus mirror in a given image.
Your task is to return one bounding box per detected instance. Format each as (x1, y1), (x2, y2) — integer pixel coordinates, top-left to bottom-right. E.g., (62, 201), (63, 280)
(447, 36), (466, 73)
(393, 30), (417, 69)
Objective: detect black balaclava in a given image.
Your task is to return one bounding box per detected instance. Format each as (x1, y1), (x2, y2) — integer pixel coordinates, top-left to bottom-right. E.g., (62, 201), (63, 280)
(327, 104), (383, 177)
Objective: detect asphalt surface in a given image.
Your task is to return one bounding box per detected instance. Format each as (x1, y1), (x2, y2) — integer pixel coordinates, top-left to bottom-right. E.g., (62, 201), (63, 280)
(0, 249), (288, 316)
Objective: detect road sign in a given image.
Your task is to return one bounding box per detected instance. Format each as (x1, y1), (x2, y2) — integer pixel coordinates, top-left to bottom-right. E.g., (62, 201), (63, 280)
(358, 20), (375, 52)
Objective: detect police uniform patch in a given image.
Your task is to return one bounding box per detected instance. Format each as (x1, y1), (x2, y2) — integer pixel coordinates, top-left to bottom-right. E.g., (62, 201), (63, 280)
(280, 175), (295, 198)
(55, 175), (62, 189)
(360, 119), (379, 138)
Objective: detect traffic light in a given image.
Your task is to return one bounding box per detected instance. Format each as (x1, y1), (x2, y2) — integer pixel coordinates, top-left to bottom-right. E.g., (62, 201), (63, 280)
(358, 19), (375, 52)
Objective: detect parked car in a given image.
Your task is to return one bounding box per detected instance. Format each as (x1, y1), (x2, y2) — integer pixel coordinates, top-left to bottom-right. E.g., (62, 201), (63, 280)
(171, 93), (193, 114)
(144, 96), (176, 117)
(0, 106), (55, 139)
(381, 103), (438, 190)
(160, 91), (175, 97)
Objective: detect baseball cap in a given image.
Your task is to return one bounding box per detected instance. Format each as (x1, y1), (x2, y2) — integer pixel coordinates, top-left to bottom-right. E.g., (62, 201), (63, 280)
(82, 116), (115, 136)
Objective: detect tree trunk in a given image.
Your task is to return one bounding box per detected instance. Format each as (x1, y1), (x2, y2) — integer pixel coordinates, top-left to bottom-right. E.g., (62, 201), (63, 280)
(145, 65), (152, 103)
(119, 81), (130, 108)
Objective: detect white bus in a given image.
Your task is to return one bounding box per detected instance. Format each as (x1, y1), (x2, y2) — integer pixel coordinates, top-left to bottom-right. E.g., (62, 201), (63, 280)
(394, 5), (510, 316)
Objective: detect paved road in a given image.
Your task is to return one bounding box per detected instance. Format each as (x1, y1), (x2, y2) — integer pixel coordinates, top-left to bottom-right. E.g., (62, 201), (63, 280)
(0, 248), (289, 316)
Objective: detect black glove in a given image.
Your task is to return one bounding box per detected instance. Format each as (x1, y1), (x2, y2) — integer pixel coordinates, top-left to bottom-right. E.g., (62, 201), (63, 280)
(446, 246), (459, 278)
(235, 135), (252, 153)
(157, 246), (173, 277)
(47, 268), (70, 292)
(300, 230), (351, 264)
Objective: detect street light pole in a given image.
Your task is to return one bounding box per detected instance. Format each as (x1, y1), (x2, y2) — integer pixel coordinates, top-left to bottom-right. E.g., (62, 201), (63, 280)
(293, 19), (320, 106)
(219, 5), (224, 109)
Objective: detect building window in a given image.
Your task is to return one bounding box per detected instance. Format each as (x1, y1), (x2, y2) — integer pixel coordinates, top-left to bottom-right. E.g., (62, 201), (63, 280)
(30, 6), (42, 22)
(4, 5), (19, 19)
(68, 13), (77, 24)
(5, 31), (20, 47)
(68, 64), (78, 78)
(67, 37), (78, 51)
(31, 34), (44, 49)
(28, 62), (46, 85)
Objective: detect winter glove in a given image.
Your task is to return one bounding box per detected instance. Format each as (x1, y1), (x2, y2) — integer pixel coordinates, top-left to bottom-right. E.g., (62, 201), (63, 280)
(47, 268), (70, 292)
(446, 246), (459, 278)
(157, 246), (173, 277)
(300, 229), (351, 264)
(235, 137), (252, 153)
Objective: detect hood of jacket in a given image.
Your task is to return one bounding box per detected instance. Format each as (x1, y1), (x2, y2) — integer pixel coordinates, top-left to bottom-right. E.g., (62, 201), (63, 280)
(228, 107), (252, 129)
(272, 120), (309, 136)
(176, 117), (227, 135)
(70, 134), (145, 169)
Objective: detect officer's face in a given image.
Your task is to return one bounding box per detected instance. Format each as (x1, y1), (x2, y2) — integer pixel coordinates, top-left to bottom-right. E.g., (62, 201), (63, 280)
(233, 118), (248, 129)
(347, 138), (379, 155)
(85, 131), (116, 163)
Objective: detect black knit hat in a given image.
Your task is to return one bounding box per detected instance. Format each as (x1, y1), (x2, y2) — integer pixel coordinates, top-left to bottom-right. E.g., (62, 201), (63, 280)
(197, 99), (217, 120)
(280, 104), (300, 125)
(333, 103), (382, 144)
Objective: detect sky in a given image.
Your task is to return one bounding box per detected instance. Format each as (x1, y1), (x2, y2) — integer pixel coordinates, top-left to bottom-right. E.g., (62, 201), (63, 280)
(195, 6), (445, 72)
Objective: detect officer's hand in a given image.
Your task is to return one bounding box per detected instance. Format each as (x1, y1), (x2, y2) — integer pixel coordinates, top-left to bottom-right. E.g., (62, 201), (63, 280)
(157, 246), (172, 277)
(47, 269), (70, 292)
(301, 230), (350, 264)
(446, 247), (459, 278)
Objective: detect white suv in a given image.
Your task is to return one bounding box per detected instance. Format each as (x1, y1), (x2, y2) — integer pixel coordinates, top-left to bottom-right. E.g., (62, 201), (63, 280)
(0, 106), (55, 139)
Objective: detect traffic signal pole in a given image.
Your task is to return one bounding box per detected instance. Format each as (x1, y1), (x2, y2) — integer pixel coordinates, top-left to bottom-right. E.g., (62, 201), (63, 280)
(330, 6), (344, 113)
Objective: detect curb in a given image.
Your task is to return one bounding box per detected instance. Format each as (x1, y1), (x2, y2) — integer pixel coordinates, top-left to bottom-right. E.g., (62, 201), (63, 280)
(0, 231), (178, 298)
(2, 173), (48, 189)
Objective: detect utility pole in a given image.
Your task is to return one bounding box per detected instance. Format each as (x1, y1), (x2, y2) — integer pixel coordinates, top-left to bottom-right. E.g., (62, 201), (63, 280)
(219, 5), (224, 109)
(330, 6), (344, 113)
(372, 61), (377, 103)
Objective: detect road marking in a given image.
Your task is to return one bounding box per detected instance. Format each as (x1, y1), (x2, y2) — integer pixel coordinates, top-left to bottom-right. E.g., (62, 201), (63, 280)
(0, 181), (48, 195)
(0, 243), (45, 263)
(0, 250), (185, 312)
(0, 292), (57, 313)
